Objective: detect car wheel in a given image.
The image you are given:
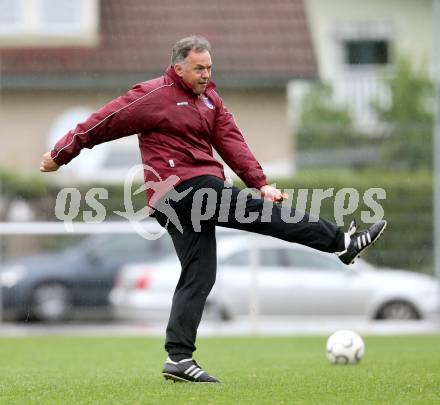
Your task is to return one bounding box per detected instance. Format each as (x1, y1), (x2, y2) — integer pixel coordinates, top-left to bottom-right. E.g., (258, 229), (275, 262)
(376, 301), (420, 320)
(31, 283), (73, 323)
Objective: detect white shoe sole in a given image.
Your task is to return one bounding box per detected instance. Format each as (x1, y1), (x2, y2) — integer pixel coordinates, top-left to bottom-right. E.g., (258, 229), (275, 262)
(163, 373), (218, 384)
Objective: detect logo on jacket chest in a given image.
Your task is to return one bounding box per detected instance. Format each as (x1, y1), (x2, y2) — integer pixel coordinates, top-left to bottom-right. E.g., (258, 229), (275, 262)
(200, 95), (215, 110)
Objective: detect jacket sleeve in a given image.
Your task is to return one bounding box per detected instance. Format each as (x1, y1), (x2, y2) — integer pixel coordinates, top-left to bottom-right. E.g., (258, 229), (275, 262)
(210, 94), (267, 190)
(51, 83), (160, 166)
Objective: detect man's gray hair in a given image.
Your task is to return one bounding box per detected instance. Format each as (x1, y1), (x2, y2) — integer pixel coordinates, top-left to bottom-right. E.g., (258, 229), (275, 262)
(171, 35), (211, 66)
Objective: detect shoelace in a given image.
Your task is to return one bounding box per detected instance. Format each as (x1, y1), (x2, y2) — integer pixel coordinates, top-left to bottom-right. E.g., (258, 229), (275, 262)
(348, 220), (357, 236)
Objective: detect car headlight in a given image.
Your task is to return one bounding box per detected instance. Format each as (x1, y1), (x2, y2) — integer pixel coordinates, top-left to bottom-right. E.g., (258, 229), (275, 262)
(0, 265), (28, 288)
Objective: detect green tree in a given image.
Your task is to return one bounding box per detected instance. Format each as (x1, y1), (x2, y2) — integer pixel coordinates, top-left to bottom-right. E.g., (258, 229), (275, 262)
(297, 83), (354, 150)
(373, 57), (433, 169)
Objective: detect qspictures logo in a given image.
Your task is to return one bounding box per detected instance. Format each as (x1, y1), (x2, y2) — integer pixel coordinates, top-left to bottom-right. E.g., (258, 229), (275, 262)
(54, 165), (386, 240)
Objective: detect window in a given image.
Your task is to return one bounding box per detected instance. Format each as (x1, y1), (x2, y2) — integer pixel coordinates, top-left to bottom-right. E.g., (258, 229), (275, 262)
(344, 40), (390, 66)
(40, 0), (83, 34)
(259, 249), (285, 267)
(86, 234), (172, 261)
(0, 0), (98, 46)
(0, 0), (20, 24)
(0, 0), (23, 34)
(220, 248), (285, 267)
(284, 250), (344, 270)
(221, 251), (249, 266)
(333, 21), (394, 69)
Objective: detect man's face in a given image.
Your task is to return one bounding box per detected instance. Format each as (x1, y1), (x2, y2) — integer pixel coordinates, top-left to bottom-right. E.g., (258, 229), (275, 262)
(174, 50), (212, 94)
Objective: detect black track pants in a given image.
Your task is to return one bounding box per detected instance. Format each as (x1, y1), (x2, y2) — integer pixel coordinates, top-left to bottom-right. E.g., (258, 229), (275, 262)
(153, 175), (344, 357)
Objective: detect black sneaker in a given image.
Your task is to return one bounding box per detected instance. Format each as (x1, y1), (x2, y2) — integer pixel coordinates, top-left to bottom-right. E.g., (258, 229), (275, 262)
(338, 220), (387, 265)
(162, 358), (220, 383)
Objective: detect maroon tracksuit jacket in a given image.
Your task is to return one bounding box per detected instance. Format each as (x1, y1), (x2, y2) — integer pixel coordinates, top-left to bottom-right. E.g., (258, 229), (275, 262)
(51, 67), (267, 205)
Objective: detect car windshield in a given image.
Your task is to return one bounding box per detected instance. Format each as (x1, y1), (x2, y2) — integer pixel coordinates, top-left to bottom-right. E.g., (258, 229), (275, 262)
(77, 233), (173, 260)
(284, 249), (345, 270)
(219, 244), (354, 271)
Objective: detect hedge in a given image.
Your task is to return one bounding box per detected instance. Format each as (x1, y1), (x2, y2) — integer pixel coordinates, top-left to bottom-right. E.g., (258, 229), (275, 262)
(274, 169), (433, 273)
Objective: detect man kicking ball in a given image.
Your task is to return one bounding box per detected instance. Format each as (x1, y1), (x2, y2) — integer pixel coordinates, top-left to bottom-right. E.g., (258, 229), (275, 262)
(41, 35), (387, 383)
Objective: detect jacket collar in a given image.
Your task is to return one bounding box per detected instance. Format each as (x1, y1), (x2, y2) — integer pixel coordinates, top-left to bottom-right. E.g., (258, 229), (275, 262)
(165, 66), (216, 96)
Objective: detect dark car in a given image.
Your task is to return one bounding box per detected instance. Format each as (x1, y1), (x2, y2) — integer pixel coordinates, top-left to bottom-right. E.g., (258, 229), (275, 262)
(0, 232), (173, 322)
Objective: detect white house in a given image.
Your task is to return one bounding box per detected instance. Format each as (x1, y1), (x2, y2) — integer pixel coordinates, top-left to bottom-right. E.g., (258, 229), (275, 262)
(292, 0), (434, 130)
(0, 0), (318, 182)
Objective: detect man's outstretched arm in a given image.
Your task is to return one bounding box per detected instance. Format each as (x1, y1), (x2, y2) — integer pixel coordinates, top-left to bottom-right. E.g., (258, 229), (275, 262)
(40, 82), (164, 171)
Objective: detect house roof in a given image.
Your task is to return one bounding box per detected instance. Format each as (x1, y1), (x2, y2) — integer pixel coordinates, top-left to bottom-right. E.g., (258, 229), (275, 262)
(0, 0), (318, 89)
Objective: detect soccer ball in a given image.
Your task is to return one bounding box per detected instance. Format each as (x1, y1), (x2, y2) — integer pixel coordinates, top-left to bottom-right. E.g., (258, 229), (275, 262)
(326, 330), (365, 365)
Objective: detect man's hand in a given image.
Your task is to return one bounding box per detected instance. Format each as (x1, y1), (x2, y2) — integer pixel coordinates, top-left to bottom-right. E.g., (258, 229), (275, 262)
(260, 185), (289, 202)
(40, 151), (59, 172)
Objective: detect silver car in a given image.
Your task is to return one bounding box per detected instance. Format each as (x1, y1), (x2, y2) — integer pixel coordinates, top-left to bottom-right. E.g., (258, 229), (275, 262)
(110, 234), (439, 321)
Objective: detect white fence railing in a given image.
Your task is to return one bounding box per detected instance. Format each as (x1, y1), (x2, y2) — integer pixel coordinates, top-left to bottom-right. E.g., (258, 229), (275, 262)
(332, 76), (391, 130)
(290, 76), (391, 131)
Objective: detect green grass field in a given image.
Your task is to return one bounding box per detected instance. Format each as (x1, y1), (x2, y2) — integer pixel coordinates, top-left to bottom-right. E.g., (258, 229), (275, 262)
(0, 335), (439, 404)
